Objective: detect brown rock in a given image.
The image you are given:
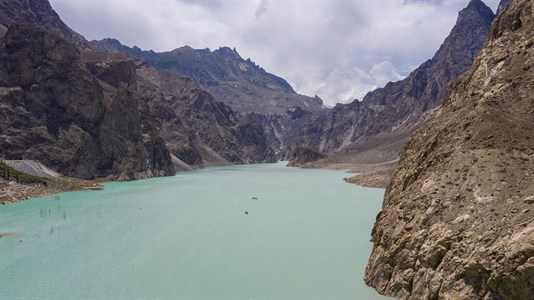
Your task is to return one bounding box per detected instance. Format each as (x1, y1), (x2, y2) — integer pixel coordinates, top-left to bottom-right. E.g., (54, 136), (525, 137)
(365, 1), (534, 299)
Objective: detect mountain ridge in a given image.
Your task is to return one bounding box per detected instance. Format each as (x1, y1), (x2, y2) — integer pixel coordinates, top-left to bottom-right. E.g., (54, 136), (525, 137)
(0, 0), (276, 181)
(289, 0), (495, 167)
(92, 39), (323, 115)
(92, 37), (327, 157)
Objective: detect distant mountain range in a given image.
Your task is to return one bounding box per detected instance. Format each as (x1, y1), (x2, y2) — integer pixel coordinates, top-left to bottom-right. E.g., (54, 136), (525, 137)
(92, 39), (324, 115)
(0, 0), (505, 176)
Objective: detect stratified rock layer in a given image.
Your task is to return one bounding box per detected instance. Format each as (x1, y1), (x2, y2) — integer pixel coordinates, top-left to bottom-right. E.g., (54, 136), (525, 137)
(365, 0), (534, 299)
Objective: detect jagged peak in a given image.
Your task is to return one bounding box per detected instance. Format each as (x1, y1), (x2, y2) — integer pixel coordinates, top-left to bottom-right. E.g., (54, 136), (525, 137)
(430, 0), (494, 63)
(176, 45), (194, 52)
(458, 0), (495, 24)
(213, 46), (241, 60)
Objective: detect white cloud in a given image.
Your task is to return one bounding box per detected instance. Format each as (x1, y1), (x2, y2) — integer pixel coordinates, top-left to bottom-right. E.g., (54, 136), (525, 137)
(370, 61), (405, 87)
(49, 0), (500, 107)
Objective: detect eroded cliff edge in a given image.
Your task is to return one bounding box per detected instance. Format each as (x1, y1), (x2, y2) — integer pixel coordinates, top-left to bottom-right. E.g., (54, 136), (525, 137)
(364, 0), (534, 299)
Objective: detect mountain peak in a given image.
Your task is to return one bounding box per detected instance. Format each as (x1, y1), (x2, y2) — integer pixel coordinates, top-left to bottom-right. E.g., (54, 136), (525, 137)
(458, 0), (495, 25)
(430, 0), (494, 76)
(0, 0), (87, 48)
(214, 46), (241, 60)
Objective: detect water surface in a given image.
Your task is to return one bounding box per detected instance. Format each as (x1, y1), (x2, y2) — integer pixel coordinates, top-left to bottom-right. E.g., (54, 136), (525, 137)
(0, 162), (389, 299)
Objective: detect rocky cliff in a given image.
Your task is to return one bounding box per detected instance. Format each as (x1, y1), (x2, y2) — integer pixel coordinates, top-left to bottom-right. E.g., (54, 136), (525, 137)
(286, 147), (326, 167)
(496, 0), (512, 15)
(365, 0), (534, 298)
(0, 23), (174, 179)
(291, 0), (495, 166)
(0, 0), (275, 180)
(136, 63), (276, 168)
(0, 0), (87, 49)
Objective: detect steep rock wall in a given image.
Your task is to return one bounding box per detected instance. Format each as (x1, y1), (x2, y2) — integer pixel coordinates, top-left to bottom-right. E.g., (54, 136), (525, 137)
(365, 0), (534, 298)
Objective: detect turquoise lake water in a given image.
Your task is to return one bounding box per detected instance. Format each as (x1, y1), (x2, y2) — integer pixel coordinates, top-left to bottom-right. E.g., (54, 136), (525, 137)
(0, 162), (389, 299)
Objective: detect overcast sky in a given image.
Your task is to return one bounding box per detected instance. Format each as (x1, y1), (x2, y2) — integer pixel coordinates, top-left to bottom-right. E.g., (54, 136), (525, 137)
(49, 0), (499, 107)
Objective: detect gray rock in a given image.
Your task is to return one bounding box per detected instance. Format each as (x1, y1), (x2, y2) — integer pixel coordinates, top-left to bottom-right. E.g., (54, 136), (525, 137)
(0, 23), (174, 179)
(290, 0), (495, 166)
(136, 63), (276, 167)
(287, 147), (326, 167)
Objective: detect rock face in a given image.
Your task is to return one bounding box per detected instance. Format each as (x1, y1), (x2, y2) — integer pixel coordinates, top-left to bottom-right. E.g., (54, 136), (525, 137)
(0, 24), (174, 179)
(92, 39), (325, 157)
(136, 63), (276, 168)
(365, 0), (534, 298)
(287, 147), (326, 167)
(0, 0), (276, 178)
(497, 0), (512, 15)
(0, 0), (87, 48)
(291, 0), (495, 166)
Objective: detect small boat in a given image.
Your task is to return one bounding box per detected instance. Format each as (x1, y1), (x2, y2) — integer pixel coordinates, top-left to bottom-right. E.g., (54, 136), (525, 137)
(252, 197), (258, 200)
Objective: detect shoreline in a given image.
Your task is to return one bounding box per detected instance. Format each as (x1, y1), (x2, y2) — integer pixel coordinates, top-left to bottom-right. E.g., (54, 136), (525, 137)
(296, 160), (398, 189)
(0, 180), (103, 205)
(342, 162), (398, 189)
(2, 159), (397, 205)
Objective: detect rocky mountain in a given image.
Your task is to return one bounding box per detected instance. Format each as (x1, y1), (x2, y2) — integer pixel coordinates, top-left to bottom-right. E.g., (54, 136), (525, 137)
(0, 23), (174, 179)
(290, 0), (495, 166)
(0, 0), (276, 180)
(365, 0), (534, 298)
(0, 0), (87, 49)
(92, 39), (324, 115)
(135, 62), (276, 168)
(93, 39), (326, 157)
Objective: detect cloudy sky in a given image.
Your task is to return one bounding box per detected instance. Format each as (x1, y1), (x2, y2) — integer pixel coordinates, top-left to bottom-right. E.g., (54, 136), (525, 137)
(49, 0), (500, 106)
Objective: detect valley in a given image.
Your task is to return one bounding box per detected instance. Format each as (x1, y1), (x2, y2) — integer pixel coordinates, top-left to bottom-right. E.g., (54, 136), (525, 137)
(1, 0), (532, 299)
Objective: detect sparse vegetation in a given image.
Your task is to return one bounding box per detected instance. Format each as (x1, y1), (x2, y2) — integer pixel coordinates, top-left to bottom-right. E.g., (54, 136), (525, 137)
(0, 161), (101, 204)
(0, 161), (47, 184)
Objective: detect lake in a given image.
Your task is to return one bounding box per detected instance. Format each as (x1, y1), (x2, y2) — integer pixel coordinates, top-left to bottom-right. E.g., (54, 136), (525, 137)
(0, 162), (389, 299)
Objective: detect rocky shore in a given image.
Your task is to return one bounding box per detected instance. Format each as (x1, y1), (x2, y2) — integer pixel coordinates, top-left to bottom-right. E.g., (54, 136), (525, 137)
(0, 179), (103, 205)
(343, 162), (398, 189)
